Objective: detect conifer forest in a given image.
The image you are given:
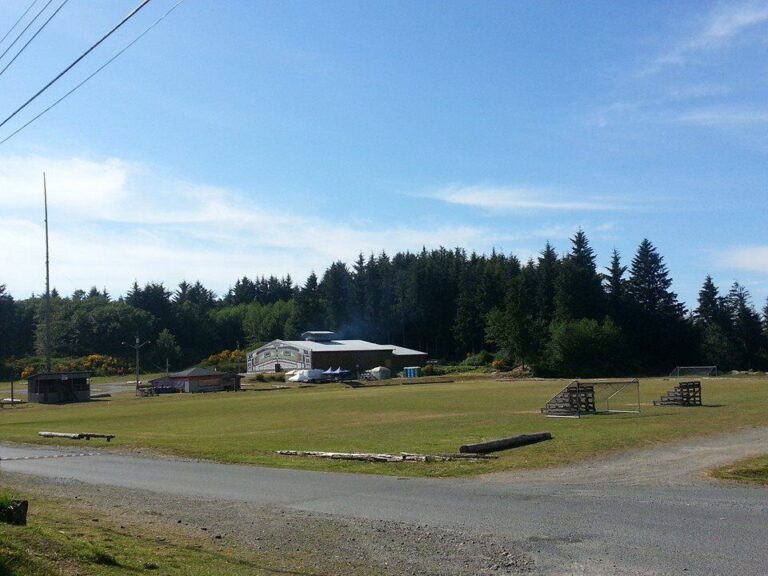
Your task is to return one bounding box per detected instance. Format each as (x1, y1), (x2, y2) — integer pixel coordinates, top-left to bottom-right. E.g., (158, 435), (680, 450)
(1, 232), (766, 378)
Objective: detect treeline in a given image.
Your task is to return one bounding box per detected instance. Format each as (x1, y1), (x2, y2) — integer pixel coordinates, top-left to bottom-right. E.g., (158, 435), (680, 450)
(1, 232), (767, 378)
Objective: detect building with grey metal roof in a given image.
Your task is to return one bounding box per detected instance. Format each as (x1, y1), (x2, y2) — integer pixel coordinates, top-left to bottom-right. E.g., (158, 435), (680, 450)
(247, 332), (427, 374)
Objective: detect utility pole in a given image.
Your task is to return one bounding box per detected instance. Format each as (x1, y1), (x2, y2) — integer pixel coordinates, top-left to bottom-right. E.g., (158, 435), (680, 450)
(43, 173), (52, 373)
(123, 334), (150, 395)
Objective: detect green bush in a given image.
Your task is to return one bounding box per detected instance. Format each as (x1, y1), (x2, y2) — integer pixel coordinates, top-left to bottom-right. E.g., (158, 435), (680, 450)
(203, 349), (246, 368)
(542, 318), (627, 378)
(461, 350), (494, 366)
(10, 355), (131, 378)
(421, 364), (444, 376)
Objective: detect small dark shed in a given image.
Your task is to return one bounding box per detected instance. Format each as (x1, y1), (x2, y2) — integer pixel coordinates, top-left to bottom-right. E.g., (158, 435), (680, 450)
(27, 372), (91, 404)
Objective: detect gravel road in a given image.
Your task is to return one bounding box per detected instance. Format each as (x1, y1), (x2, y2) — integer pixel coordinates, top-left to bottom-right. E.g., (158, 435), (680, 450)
(2, 427), (767, 575)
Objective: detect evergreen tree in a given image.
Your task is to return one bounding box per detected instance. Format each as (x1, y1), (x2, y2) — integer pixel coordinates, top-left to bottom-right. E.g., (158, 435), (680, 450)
(320, 261), (354, 333)
(486, 261), (546, 369)
(695, 276), (726, 327)
(725, 283), (765, 369)
(762, 297), (768, 335)
(603, 249), (627, 323)
(187, 281), (216, 310)
(554, 230), (604, 321)
(226, 277), (257, 305)
(453, 253), (485, 354)
(285, 273), (325, 337)
(694, 276), (734, 369)
(175, 281), (191, 300)
(0, 285), (16, 361)
(627, 239), (684, 318)
(604, 249), (626, 299)
(126, 282), (173, 329)
(625, 239), (692, 372)
(535, 243), (558, 325)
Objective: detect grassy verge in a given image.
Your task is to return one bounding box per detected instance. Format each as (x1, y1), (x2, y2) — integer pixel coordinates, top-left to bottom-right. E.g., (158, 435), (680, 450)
(711, 454), (768, 486)
(0, 487), (380, 576)
(0, 375), (766, 477)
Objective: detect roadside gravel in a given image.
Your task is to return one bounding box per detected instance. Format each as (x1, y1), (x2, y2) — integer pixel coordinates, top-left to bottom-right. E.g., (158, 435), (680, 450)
(485, 425), (768, 486)
(1, 470), (535, 575)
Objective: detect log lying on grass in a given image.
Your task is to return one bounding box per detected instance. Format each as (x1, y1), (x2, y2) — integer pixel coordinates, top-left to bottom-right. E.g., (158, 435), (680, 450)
(39, 431), (115, 442)
(277, 450), (496, 462)
(459, 432), (552, 454)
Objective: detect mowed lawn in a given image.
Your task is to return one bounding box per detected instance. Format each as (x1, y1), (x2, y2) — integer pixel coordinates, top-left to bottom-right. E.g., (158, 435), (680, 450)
(0, 376), (766, 477)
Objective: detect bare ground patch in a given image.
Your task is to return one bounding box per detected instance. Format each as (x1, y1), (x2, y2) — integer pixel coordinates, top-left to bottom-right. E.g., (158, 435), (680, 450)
(484, 426), (768, 486)
(0, 470), (535, 576)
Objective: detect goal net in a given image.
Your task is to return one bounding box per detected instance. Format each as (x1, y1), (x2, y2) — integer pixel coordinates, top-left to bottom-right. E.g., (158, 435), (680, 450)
(542, 379), (640, 418)
(669, 366), (717, 377)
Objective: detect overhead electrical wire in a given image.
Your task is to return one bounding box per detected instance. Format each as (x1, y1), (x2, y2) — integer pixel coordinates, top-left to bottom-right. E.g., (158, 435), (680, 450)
(0, 0), (153, 133)
(0, 0), (70, 78)
(0, 0), (55, 64)
(0, 0), (186, 146)
(0, 0), (40, 50)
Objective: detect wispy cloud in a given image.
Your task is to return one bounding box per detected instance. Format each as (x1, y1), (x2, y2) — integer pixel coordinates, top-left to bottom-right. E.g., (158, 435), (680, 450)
(0, 155), (132, 215)
(653, 1), (768, 69)
(592, 102), (768, 129)
(674, 107), (768, 126)
(717, 245), (768, 274)
(0, 154), (516, 297)
(598, 4), (768, 132)
(428, 184), (628, 213)
(666, 84), (732, 101)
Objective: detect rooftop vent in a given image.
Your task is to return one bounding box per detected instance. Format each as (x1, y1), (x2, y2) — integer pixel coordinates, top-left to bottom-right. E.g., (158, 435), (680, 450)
(301, 331), (336, 342)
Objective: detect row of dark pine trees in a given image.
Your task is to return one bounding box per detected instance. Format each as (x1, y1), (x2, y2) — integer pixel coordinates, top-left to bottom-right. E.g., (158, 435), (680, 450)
(1, 231), (766, 376)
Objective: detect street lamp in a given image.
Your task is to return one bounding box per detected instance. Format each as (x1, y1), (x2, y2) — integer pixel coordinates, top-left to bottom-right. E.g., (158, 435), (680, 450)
(123, 334), (150, 395)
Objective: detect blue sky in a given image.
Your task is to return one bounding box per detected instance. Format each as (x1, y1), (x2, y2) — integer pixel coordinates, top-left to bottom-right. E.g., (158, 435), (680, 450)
(0, 0), (767, 309)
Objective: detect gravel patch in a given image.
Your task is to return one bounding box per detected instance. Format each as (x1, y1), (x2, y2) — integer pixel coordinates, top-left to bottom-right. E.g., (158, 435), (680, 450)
(1, 470), (535, 575)
(484, 426), (768, 487)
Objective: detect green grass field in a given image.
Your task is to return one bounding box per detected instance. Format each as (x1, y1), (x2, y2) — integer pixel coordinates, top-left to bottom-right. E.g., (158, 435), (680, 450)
(1, 375), (766, 477)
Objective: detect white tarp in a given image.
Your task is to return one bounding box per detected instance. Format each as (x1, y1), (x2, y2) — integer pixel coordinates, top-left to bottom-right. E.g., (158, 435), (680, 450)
(370, 366), (391, 380)
(288, 369), (326, 383)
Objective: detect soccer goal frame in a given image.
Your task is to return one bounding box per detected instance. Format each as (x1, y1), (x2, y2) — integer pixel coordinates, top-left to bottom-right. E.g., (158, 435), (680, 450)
(669, 366), (718, 377)
(541, 379), (641, 418)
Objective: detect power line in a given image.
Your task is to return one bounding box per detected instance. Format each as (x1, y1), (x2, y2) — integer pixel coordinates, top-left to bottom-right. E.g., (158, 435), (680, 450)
(0, 0), (153, 133)
(0, 0), (40, 49)
(0, 0), (55, 64)
(0, 0), (70, 78)
(0, 0), (185, 146)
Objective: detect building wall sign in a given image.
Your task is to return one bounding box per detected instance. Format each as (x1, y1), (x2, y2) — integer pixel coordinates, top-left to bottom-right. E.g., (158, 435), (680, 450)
(248, 342), (306, 372)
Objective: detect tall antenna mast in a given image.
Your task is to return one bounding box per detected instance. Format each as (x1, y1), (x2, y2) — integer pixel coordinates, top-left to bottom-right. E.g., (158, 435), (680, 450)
(44, 172), (52, 372)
